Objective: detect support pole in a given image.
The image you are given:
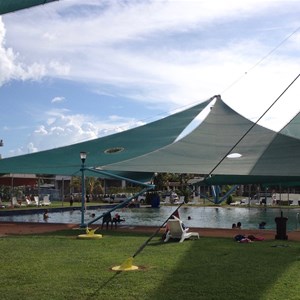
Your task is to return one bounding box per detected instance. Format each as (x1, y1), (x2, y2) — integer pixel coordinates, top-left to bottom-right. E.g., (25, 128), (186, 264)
(79, 152), (87, 228)
(80, 162), (86, 227)
(74, 165), (155, 227)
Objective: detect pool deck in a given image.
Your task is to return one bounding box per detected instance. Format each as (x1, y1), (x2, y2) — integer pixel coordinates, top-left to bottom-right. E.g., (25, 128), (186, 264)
(1, 222), (300, 241)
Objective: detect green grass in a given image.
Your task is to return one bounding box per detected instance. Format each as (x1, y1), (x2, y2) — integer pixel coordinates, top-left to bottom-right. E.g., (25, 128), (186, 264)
(0, 230), (300, 300)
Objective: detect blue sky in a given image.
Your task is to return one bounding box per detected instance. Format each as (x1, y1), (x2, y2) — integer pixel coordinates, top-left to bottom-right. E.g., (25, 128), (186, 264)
(1, 0), (300, 158)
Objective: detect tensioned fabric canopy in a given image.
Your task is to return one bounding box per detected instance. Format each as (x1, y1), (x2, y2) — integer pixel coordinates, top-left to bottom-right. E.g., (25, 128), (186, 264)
(0, 0), (57, 15)
(0, 98), (211, 179)
(1, 2), (300, 185)
(280, 112), (300, 139)
(0, 95), (299, 185)
(101, 96), (300, 177)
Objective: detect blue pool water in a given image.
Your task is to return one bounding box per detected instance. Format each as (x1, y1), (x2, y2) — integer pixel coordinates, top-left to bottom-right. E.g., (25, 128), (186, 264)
(1, 206), (300, 231)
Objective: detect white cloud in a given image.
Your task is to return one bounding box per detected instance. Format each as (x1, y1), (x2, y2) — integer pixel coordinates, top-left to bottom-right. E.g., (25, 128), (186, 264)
(27, 142), (38, 153)
(51, 96), (65, 103)
(0, 17), (40, 84)
(0, 18), (18, 85)
(34, 125), (48, 135)
(0, 16), (66, 86)
(8, 142), (38, 157)
(0, 16), (70, 86)
(2, 1), (288, 91)
(2, 2), (298, 100)
(1, 0), (300, 155)
(23, 109), (144, 153)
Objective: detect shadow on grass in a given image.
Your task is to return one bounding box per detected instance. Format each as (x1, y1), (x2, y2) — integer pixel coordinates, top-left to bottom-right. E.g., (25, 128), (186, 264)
(30, 228), (300, 300)
(88, 272), (122, 299)
(143, 237), (300, 300)
(15, 228), (300, 299)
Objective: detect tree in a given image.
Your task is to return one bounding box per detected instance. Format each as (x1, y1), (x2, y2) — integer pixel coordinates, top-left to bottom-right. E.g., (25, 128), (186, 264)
(86, 177), (104, 197)
(70, 176), (104, 200)
(70, 176), (81, 193)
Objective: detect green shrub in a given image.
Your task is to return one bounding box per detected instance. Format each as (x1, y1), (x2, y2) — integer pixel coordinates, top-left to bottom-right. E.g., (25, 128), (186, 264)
(226, 194), (233, 205)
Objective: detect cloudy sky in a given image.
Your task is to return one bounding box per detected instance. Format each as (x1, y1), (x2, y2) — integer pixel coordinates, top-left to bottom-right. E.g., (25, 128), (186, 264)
(0, 0), (300, 158)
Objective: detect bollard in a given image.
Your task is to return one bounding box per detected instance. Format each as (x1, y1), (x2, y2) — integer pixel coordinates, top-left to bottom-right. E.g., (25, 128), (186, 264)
(275, 211), (288, 240)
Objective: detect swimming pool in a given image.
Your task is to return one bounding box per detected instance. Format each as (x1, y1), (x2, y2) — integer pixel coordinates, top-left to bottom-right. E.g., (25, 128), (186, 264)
(1, 206), (299, 231)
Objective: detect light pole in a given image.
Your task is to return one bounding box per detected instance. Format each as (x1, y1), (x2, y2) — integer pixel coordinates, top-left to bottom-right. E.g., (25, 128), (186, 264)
(80, 151), (87, 227)
(0, 139), (3, 159)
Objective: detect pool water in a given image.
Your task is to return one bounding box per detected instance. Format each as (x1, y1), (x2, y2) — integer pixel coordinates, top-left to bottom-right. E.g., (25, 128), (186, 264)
(1, 206), (300, 231)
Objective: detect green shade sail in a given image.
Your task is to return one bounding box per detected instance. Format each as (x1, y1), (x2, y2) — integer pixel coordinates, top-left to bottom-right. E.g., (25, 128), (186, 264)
(0, 0), (58, 15)
(0, 98), (211, 179)
(0, 95), (300, 185)
(1, 1), (300, 186)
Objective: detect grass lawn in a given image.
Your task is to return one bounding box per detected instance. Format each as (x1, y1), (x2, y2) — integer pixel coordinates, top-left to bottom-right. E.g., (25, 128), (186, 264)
(0, 230), (300, 300)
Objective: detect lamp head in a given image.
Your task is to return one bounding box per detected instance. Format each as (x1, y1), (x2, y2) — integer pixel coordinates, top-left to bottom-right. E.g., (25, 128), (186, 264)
(80, 151), (87, 164)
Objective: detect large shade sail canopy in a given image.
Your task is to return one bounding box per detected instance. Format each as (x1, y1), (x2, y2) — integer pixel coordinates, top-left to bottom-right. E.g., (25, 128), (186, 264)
(0, 0), (58, 15)
(102, 96), (300, 178)
(1, 2), (300, 185)
(0, 95), (300, 184)
(280, 112), (300, 139)
(0, 98), (211, 178)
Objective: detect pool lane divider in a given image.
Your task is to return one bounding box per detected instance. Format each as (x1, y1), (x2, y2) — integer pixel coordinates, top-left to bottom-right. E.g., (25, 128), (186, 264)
(112, 201), (185, 271)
